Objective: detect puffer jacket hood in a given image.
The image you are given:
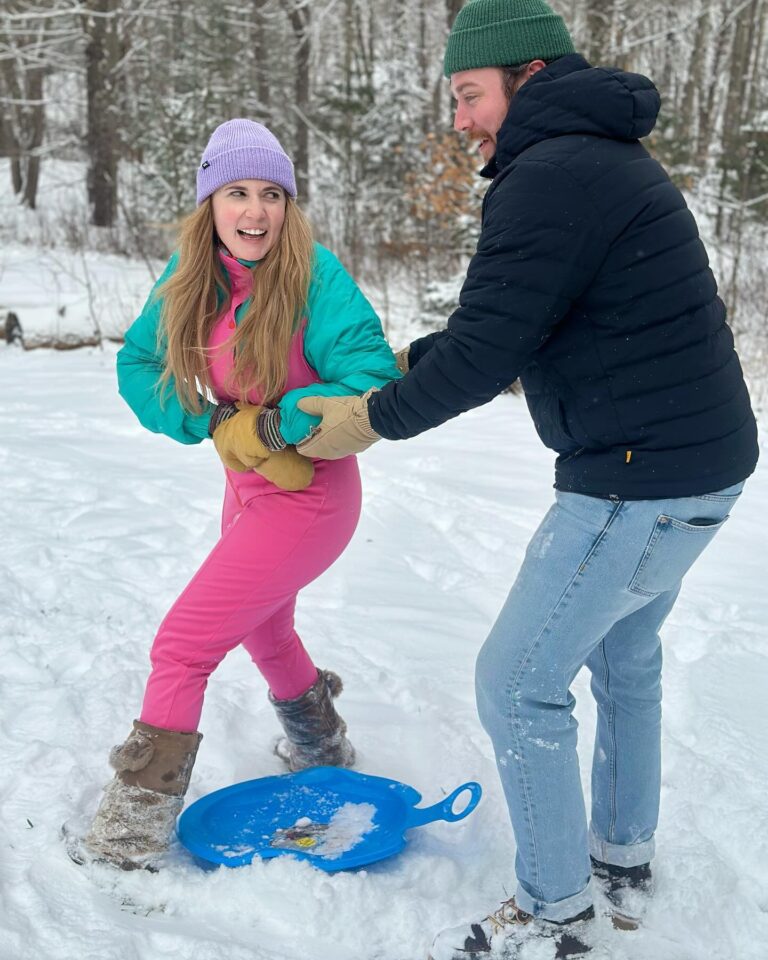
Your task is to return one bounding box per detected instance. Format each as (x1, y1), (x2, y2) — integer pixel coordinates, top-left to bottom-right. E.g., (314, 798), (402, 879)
(488, 54), (661, 174)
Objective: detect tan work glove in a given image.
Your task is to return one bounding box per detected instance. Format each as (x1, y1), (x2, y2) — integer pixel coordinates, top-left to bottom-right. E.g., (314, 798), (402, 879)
(296, 390), (380, 460)
(212, 404), (314, 491)
(394, 346), (410, 375)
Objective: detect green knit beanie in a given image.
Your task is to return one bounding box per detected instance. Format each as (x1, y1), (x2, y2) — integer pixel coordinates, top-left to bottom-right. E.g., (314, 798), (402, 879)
(444, 0), (575, 77)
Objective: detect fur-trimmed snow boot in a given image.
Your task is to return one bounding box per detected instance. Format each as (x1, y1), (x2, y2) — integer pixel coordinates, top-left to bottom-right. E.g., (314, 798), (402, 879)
(83, 720), (202, 870)
(270, 669), (355, 771)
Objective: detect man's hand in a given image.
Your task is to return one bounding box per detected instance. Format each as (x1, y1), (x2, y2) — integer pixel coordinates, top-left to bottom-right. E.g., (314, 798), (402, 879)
(296, 390), (380, 460)
(394, 346), (410, 375)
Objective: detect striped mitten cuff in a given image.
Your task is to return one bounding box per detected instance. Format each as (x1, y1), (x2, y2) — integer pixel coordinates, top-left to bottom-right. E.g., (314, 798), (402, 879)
(256, 408), (286, 451)
(208, 401), (239, 436)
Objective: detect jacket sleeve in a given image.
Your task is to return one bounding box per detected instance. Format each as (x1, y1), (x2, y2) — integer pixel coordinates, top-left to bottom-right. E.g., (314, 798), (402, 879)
(116, 254), (214, 445)
(368, 159), (609, 440)
(408, 329), (449, 366)
(277, 245), (402, 444)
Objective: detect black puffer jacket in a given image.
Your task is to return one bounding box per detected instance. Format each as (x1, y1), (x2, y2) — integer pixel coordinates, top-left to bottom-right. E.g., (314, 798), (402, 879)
(368, 55), (758, 499)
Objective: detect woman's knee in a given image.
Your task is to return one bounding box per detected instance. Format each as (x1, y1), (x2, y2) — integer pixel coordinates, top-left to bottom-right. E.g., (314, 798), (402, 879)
(149, 623), (225, 673)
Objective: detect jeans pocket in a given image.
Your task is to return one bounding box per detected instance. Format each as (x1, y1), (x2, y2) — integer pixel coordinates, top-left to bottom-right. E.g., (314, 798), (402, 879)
(628, 514), (730, 597)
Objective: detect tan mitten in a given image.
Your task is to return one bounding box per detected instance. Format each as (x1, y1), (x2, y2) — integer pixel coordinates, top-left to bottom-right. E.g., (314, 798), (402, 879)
(254, 446), (314, 491)
(211, 404), (270, 471)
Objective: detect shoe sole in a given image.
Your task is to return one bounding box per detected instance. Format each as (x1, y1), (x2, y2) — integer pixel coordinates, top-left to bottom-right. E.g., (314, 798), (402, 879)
(426, 927), (593, 960)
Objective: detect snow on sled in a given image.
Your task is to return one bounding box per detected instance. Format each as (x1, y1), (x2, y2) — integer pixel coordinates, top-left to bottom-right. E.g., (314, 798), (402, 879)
(177, 766), (482, 872)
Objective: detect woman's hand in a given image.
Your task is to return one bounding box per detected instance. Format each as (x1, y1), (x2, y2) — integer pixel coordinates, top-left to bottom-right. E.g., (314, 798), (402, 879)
(211, 404), (269, 470)
(211, 403), (314, 491)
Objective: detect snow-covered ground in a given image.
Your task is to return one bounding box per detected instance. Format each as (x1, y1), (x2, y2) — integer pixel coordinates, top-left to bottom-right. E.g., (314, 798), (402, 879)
(0, 343), (766, 960)
(0, 241), (157, 344)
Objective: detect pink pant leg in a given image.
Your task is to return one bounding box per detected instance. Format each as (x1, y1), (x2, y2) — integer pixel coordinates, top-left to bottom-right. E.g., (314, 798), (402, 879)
(140, 458), (361, 732)
(239, 596), (317, 700)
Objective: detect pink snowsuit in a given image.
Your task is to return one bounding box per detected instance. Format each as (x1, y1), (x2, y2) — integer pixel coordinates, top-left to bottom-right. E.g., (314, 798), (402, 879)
(139, 254), (362, 732)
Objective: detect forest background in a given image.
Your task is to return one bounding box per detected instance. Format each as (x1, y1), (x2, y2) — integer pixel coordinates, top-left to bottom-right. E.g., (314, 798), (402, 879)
(1, 0), (767, 402)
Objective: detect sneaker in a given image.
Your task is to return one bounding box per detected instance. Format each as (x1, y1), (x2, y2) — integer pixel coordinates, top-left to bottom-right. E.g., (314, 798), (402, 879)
(590, 856), (652, 930)
(428, 897), (594, 960)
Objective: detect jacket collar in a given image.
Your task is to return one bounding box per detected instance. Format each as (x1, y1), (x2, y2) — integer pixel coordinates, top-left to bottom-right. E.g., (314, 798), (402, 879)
(218, 246), (256, 296)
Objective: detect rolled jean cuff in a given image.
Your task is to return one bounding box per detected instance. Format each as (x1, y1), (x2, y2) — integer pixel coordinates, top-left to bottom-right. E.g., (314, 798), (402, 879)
(589, 825), (655, 868)
(515, 877), (595, 922)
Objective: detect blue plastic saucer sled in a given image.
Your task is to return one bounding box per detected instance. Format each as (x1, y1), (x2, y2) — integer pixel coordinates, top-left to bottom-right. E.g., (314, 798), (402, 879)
(177, 766), (482, 872)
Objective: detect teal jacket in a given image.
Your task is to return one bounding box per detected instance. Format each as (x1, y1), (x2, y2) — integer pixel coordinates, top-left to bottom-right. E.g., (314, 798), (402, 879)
(117, 243), (401, 445)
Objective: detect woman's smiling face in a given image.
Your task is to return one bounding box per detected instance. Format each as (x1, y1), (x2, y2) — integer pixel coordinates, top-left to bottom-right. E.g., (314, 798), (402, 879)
(211, 179), (287, 260)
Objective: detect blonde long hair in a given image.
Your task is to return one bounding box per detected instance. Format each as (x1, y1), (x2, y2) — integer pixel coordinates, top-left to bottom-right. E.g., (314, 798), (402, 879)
(157, 195), (314, 412)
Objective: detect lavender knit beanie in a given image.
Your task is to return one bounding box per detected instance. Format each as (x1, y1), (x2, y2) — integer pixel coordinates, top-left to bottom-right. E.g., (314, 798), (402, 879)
(196, 119), (297, 205)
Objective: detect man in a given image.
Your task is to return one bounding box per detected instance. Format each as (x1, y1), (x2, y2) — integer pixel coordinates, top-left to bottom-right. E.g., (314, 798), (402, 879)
(296, 0), (759, 956)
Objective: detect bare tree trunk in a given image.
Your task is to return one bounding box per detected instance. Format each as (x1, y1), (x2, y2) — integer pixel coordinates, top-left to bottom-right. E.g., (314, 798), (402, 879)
(680, 4), (709, 164)
(0, 37), (23, 196)
(0, 32), (45, 209)
(723, 6), (753, 152)
(697, 7), (730, 169)
(21, 66), (44, 208)
(83, 0), (121, 227)
(446, 0), (462, 29)
(419, 0), (430, 135)
(342, 0), (358, 273)
(743, 0), (765, 119)
(9, 151), (23, 195)
(252, 0), (272, 123)
(715, 2), (754, 238)
(284, 0), (311, 201)
(585, 0), (614, 63)
(436, 0), (464, 124)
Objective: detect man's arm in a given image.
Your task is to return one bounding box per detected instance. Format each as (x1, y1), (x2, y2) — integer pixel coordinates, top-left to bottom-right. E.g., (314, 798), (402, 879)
(298, 160), (607, 458)
(405, 329), (450, 369)
(369, 160), (608, 440)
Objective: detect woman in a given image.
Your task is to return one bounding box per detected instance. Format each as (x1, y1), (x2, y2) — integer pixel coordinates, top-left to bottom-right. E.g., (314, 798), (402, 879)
(82, 119), (400, 870)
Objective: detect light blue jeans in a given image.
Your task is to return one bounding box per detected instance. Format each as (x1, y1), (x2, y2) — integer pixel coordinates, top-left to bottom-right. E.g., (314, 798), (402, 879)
(475, 482), (744, 921)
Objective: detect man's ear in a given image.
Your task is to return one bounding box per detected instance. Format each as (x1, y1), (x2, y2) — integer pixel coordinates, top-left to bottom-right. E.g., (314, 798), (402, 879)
(527, 59), (548, 78)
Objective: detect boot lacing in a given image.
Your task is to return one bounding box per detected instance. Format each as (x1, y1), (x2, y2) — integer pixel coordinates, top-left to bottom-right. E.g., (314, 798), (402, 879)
(486, 899), (533, 934)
